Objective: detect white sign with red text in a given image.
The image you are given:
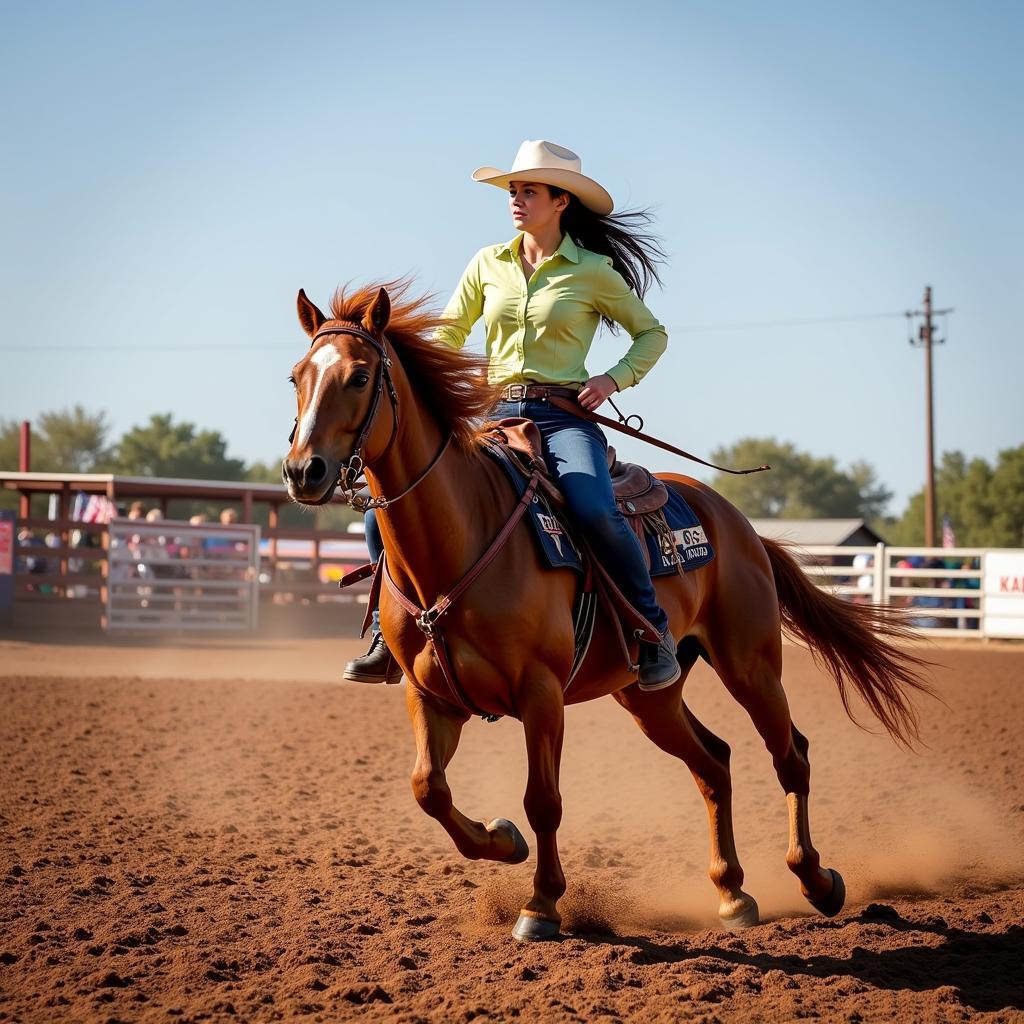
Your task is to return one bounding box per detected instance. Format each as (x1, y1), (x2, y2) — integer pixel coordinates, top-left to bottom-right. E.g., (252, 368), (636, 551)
(983, 551), (1024, 638)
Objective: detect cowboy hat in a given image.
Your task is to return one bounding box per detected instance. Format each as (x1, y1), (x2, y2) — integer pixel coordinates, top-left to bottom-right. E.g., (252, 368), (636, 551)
(472, 140), (614, 216)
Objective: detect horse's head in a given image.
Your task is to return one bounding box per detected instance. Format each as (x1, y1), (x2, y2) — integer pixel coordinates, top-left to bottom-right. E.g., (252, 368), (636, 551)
(281, 287), (394, 505)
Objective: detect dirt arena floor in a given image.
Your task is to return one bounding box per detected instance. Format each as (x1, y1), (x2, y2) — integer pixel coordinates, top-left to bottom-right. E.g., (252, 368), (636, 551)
(1, 629), (1022, 1023)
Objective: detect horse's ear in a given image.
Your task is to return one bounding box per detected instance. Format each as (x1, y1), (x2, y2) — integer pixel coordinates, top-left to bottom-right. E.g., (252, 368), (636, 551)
(363, 287), (391, 336)
(297, 289), (327, 338)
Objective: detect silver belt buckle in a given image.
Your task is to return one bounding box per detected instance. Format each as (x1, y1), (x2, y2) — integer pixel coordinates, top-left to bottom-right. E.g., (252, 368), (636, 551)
(505, 383), (527, 401)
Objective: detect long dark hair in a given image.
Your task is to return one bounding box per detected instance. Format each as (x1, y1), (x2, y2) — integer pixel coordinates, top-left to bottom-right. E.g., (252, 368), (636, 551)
(548, 188), (667, 332)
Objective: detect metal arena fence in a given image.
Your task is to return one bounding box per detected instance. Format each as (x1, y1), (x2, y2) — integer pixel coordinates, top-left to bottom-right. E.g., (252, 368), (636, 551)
(6, 514), (1024, 639)
(792, 544), (1014, 639)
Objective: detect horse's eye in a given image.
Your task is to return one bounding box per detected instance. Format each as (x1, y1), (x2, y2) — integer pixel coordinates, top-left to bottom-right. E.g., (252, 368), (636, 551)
(287, 375), (296, 387)
(351, 373), (370, 389)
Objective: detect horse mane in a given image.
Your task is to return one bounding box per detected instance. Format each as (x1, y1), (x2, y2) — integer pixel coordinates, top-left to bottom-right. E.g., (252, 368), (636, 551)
(329, 279), (499, 449)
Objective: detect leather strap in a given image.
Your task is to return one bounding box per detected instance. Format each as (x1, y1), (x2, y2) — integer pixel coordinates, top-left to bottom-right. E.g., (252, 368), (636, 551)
(546, 395), (770, 476)
(378, 469), (542, 721)
(381, 553), (494, 720)
(361, 558), (385, 638)
(348, 434), (453, 512)
(500, 384), (582, 402)
(340, 562), (376, 588)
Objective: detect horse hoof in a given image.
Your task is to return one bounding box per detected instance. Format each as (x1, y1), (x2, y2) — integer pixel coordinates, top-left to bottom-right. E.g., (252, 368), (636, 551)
(486, 818), (529, 864)
(719, 894), (760, 932)
(809, 868), (846, 918)
(512, 913), (560, 942)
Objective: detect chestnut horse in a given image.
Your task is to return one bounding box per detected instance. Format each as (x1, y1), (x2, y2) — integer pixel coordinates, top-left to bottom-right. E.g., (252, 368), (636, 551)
(282, 282), (932, 941)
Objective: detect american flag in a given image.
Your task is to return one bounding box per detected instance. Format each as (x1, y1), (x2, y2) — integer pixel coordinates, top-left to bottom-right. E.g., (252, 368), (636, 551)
(942, 514), (956, 549)
(82, 494), (116, 524)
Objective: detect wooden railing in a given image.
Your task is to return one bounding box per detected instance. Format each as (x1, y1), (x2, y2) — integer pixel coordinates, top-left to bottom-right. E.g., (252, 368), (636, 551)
(259, 526), (370, 602)
(11, 516), (372, 622)
(13, 518), (108, 605)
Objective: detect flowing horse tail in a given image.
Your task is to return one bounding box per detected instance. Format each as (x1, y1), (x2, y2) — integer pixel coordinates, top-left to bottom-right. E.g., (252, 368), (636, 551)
(760, 536), (936, 747)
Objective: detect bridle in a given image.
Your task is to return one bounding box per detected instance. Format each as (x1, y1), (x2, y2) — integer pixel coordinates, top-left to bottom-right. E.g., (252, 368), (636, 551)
(288, 322), (450, 511)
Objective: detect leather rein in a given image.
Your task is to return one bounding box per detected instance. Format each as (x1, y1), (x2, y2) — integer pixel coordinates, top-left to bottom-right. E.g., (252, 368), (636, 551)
(546, 396), (771, 476)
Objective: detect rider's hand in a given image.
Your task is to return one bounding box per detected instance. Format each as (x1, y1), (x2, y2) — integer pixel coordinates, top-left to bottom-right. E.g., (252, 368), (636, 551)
(578, 374), (618, 411)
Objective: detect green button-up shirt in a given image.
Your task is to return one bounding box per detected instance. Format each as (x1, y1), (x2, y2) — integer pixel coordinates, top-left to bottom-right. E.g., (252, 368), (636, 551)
(435, 233), (668, 391)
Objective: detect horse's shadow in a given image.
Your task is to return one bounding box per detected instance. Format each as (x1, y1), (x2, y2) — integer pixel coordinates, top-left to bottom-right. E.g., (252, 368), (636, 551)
(569, 907), (1024, 1013)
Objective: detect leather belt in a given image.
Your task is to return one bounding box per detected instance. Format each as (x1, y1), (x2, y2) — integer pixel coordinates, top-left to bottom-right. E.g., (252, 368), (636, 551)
(499, 384), (582, 402)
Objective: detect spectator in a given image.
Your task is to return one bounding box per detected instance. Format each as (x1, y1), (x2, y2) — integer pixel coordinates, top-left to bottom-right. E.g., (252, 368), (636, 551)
(17, 528), (48, 577)
(137, 508), (173, 602)
(908, 557), (946, 629)
(852, 552), (874, 605)
(953, 557), (981, 630)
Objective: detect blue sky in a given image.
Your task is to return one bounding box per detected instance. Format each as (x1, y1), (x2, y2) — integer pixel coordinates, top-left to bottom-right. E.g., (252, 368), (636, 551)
(2, 1), (1020, 512)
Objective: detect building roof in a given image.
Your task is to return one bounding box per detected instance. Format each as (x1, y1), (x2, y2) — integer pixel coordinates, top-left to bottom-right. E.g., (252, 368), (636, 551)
(747, 518), (885, 546)
(0, 471), (347, 505)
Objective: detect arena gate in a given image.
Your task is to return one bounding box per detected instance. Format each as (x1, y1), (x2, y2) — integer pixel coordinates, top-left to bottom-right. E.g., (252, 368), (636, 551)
(104, 518), (261, 632)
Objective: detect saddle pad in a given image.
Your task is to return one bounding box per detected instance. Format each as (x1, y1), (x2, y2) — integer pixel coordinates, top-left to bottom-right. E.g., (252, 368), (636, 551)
(483, 442), (583, 573)
(647, 486), (716, 576)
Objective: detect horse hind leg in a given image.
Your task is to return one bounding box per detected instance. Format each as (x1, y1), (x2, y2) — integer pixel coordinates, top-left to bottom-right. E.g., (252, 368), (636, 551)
(407, 685), (529, 864)
(713, 645), (845, 917)
(615, 644), (760, 931)
(780, 725), (846, 916)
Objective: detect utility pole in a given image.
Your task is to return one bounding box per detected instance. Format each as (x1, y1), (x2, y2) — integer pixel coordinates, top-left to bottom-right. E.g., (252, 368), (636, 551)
(906, 286), (953, 547)
(18, 421), (31, 520)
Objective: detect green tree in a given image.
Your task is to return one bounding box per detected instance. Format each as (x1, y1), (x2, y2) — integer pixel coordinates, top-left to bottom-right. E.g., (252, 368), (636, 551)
(0, 420), (20, 472)
(110, 413), (246, 480)
(708, 437), (893, 519)
(0, 406), (111, 472)
(36, 406), (113, 471)
(888, 446), (1024, 547)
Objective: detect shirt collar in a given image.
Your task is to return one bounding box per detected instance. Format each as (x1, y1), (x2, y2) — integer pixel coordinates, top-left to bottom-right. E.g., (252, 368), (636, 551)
(498, 233), (580, 265)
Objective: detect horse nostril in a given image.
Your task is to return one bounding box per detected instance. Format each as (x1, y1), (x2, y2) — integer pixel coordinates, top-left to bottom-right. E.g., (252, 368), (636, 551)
(304, 456), (328, 488)
(283, 459), (305, 488)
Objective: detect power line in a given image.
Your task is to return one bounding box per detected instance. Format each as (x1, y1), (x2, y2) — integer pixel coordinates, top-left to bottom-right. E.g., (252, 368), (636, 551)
(0, 343), (297, 352)
(672, 311), (907, 333)
(0, 310), (910, 352)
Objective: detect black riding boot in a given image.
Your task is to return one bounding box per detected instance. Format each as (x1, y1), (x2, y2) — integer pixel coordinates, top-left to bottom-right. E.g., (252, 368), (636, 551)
(637, 628), (682, 691)
(343, 632), (403, 685)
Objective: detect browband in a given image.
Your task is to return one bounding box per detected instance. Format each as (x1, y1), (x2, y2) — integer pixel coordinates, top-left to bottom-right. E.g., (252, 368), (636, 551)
(311, 323), (386, 351)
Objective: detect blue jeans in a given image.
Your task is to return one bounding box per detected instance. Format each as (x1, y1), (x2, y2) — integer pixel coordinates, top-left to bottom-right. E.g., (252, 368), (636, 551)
(365, 502), (384, 634)
(363, 398), (668, 636)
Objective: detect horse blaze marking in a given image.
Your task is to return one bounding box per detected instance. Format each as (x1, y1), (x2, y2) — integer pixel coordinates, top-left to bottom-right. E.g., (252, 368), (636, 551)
(297, 344), (341, 448)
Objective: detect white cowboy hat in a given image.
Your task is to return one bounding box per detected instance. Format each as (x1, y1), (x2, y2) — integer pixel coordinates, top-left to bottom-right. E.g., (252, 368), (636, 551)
(472, 140), (614, 216)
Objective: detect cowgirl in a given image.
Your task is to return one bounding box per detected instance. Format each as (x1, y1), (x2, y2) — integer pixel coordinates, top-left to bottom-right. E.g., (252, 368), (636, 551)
(346, 140), (681, 691)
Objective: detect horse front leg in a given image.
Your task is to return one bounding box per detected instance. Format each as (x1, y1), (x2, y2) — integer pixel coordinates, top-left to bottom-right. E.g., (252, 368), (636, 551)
(512, 675), (566, 942)
(407, 683), (529, 863)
